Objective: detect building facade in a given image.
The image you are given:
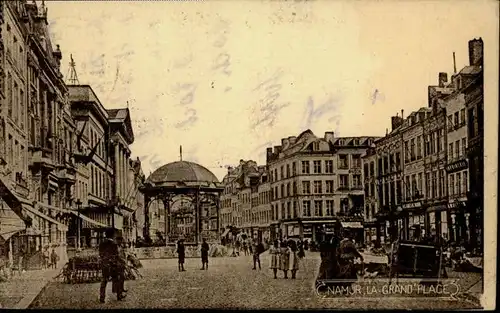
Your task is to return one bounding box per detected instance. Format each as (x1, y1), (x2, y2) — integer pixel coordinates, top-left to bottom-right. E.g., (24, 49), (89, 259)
(107, 108), (135, 241)
(366, 114), (404, 244)
(444, 81), (469, 243)
(68, 85), (115, 247)
(1, 0), (77, 269)
(464, 38), (483, 251)
(266, 130), (378, 243)
(362, 146), (378, 243)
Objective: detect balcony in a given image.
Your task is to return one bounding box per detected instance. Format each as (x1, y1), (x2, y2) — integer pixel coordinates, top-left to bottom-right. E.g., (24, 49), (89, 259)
(14, 173), (30, 199)
(29, 149), (55, 170)
(57, 167), (76, 185)
(448, 122), (466, 133)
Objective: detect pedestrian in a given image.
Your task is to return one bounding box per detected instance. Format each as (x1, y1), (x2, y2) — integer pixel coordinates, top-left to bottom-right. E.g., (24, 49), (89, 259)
(252, 239), (264, 270)
(99, 228), (126, 303)
(42, 246), (50, 269)
(200, 238), (209, 270)
(279, 241), (291, 279)
(50, 247), (59, 269)
(269, 240), (280, 279)
(242, 240), (248, 256)
(297, 240), (305, 259)
(289, 240), (300, 279)
(113, 236), (128, 295)
(177, 238), (186, 271)
(18, 245), (26, 274)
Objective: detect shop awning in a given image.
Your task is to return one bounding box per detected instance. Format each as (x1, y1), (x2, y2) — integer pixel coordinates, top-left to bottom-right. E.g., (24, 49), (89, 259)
(0, 208), (26, 241)
(20, 225), (48, 237)
(36, 202), (72, 214)
(221, 228), (231, 237)
(22, 205), (68, 231)
(340, 221), (363, 229)
(70, 211), (108, 228)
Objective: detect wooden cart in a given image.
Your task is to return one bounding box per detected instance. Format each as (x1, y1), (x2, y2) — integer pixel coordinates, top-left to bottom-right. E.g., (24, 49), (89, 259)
(389, 240), (445, 284)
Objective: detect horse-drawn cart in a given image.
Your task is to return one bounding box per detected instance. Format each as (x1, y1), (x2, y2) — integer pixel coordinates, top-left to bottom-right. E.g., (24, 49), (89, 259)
(389, 240), (446, 283)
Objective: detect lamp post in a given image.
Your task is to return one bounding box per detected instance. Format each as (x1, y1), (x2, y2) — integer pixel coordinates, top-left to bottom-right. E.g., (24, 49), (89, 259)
(75, 199), (82, 250)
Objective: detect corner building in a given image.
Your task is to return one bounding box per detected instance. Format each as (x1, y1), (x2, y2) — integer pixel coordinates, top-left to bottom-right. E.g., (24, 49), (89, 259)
(266, 130), (379, 243)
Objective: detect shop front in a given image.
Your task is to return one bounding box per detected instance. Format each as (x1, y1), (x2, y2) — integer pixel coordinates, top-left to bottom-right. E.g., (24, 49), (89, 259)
(426, 204), (449, 241)
(340, 220), (363, 243)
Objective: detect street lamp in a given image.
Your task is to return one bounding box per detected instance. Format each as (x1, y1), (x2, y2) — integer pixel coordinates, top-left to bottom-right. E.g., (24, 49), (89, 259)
(75, 199), (82, 250)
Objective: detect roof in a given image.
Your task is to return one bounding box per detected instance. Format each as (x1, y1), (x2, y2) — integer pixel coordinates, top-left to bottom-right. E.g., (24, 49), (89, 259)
(107, 108), (134, 145)
(147, 161), (220, 184)
(107, 108), (128, 120)
(459, 65), (482, 75)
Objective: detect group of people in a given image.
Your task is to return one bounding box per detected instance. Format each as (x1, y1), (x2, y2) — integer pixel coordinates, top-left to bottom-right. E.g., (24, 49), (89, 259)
(268, 239), (305, 279)
(316, 230), (364, 282)
(42, 246), (59, 269)
(176, 238), (210, 271)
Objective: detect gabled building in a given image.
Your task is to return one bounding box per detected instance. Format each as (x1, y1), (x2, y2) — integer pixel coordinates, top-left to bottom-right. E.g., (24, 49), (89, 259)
(106, 108), (135, 240)
(68, 85), (115, 247)
(266, 130), (379, 243)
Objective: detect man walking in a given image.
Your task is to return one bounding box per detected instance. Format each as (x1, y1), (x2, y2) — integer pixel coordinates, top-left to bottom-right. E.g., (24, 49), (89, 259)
(177, 238), (186, 271)
(200, 238), (209, 270)
(252, 239), (264, 270)
(99, 229), (126, 303)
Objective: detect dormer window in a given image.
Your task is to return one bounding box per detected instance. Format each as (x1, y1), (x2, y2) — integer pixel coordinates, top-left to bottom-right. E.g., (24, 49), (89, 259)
(338, 139), (344, 146)
(353, 139), (359, 146)
(313, 142), (319, 150)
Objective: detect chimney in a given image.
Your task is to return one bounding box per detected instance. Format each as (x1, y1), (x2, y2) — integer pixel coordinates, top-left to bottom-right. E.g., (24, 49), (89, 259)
(391, 116), (403, 131)
(273, 146), (281, 154)
(288, 136), (297, 145)
(282, 138), (289, 149)
(438, 72), (448, 87)
(227, 166), (233, 174)
(401, 109), (404, 120)
(468, 38), (483, 67)
(266, 147), (273, 163)
(324, 131), (334, 143)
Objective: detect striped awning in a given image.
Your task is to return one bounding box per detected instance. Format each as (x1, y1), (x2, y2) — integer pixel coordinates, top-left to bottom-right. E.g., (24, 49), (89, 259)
(71, 211), (108, 228)
(0, 208), (26, 241)
(22, 205), (68, 231)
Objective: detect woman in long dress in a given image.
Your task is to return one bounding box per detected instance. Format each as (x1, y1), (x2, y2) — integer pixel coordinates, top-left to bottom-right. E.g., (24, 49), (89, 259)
(269, 240), (280, 279)
(289, 240), (300, 279)
(279, 240), (291, 279)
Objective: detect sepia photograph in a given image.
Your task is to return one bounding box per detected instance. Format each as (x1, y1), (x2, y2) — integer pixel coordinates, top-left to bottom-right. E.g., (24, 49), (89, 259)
(0, 0), (497, 310)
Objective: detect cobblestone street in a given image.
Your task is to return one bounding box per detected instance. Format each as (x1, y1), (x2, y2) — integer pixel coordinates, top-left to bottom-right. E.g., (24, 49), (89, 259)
(29, 252), (480, 309)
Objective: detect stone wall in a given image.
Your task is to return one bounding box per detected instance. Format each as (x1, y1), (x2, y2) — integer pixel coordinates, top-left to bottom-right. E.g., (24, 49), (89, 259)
(132, 244), (229, 260)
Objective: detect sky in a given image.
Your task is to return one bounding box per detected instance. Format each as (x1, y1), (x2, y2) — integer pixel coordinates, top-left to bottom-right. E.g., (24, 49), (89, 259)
(43, 0), (498, 180)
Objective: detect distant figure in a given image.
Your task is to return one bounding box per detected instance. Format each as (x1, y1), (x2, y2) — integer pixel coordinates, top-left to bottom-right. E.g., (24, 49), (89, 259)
(50, 248), (59, 269)
(289, 240), (300, 279)
(18, 245), (26, 273)
(200, 238), (209, 270)
(297, 240), (305, 259)
(42, 246), (50, 269)
(113, 236), (128, 295)
(279, 241), (291, 279)
(269, 240), (280, 279)
(177, 239), (186, 271)
(252, 239), (264, 270)
(99, 229), (126, 303)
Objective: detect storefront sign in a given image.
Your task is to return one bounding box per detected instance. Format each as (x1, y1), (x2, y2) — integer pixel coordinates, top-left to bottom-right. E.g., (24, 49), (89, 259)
(402, 201), (422, 210)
